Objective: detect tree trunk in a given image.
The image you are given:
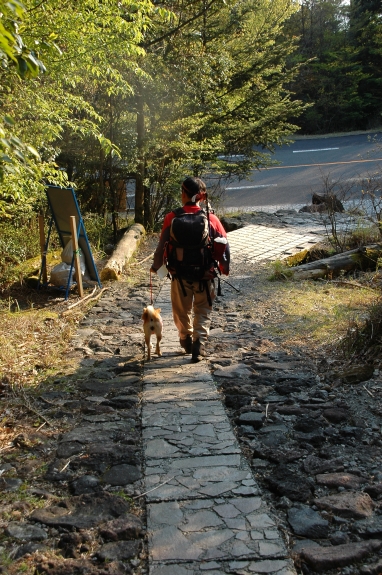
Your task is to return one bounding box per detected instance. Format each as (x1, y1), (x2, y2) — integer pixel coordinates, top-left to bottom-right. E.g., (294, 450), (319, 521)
(100, 223), (145, 281)
(135, 91), (145, 225)
(290, 244), (382, 280)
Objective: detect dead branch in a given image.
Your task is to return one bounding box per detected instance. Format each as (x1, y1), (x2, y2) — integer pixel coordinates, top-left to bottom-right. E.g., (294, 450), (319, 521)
(61, 287), (109, 316)
(331, 280), (378, 291)
(13, 389), (53, 427)
(130, 252), (154, 266)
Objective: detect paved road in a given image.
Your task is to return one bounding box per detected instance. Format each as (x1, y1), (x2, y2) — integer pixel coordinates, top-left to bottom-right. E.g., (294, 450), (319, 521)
(222, 133), (382, 210)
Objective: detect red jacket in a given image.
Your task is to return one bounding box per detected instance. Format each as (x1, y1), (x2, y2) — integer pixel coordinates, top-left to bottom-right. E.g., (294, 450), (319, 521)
(153, 203), (230, 275)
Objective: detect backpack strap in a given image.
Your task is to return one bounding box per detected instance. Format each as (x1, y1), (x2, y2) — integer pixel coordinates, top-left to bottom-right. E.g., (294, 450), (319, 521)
(173, 207), (204, 217)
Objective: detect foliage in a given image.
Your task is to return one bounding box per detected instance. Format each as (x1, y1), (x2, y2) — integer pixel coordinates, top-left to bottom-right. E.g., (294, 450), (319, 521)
(82, 213), (113, 253)
(340, 296), (382, 360)
(128, 0), (305, 226)
(0, 0), (45, 183)
(313, 167), (382, 254)
(0, 213), (110, 289)
(0, 217), (41, 284)
(285, 0), (382, 133)
(268, 258), (293, 280)
(349, 0), (382, 128)
(0, 0), (158, 218)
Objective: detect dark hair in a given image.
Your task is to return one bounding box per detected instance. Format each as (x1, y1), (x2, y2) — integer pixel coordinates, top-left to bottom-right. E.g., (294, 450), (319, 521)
(182, 177), (206, 201)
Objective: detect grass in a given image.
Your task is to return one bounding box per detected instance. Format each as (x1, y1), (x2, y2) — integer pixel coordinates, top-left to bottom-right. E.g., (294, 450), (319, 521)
(268, 259), (293, 280)
(242, 266), (378, 355)
(266, 277), (377, 351)
(0, 307), (77, 390)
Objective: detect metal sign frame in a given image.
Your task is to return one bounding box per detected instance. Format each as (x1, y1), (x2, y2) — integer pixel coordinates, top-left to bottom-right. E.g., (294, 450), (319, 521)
(38, 185), (102, 299)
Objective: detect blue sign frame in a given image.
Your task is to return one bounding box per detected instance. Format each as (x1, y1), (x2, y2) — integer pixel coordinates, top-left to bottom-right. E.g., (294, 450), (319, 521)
(38, 186), (102, 299)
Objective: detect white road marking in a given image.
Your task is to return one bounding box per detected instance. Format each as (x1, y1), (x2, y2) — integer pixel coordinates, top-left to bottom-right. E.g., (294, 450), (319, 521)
(226, 184), (278, 190)
(293, 147), (339, 153)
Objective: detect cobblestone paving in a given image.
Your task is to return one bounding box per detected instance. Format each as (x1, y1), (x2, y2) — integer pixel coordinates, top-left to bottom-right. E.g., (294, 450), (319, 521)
(143, 221), (328, 573)
(143, 283), (295, 575)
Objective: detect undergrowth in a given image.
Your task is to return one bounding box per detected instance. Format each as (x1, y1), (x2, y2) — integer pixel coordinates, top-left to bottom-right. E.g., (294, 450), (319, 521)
(259, 269), (378, 353)
(0, 213), (118, 290)
(340, 297), (382, 360)
(0, 308), (78, 390)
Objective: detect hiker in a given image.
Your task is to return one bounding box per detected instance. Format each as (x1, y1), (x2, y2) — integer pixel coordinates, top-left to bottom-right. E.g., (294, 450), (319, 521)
(151, 176), (230, 362)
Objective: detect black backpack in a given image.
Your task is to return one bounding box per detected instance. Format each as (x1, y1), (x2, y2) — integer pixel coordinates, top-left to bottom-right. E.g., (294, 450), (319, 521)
(166, 208), (215, 282)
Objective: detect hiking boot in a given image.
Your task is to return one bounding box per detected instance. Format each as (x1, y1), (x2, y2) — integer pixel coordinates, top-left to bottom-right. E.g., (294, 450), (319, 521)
(180, 334), (192, 354)
(191, 339), (206, 363)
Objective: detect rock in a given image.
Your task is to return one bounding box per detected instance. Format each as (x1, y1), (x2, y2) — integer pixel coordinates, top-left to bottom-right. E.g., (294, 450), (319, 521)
(311, 192), (344, 212)
(364, 483), (382, 500)
(5, 522), (48, 541)
(300, 539), (382, 571)
(294, 417), (326, 433)
(330, 531), (349, 545)
(29, 492), (130, 529)
(339, 426), (364, 439)
(107, 395), (138, 409)
(315, 491), (375, 519)
(14, 542), (48, 559)
(360, 558), (382, 575)
(276, 496), (293, 509)
(0, 477), (23, 492)
(316, 473), (364, 490)
(96, 540), (140, 562)
(332, 365), (374, 385)
(353, 515), (382, 537)
(100, 515), (144, 541)
(252, 458), (271, 469)
(214, 363), (253, 379)
(303, 455), (344, 475)
(292, 539), (321, 553)
(238, 425), (257, 436)
(102, 464), (141, 486)
(237, 411), (265, 429)
(323, 408), (348, 424)
(294, 429), (326, 447)
(252, 443), (307, 463)
(69, 475), (101, 495)
(288, 506), (329, 539)
(220, 217), (243, 232)
(56, 441), (84, 459)
(224, 394), (252, 409)
(266, 467), (313, 501)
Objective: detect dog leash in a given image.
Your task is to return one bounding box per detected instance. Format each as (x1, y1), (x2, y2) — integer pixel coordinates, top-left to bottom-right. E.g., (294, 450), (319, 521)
(150, 269), (153, 305)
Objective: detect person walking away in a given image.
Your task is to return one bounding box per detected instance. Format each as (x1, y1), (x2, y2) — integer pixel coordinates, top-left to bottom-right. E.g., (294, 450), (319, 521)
(151, 177), (230, 362)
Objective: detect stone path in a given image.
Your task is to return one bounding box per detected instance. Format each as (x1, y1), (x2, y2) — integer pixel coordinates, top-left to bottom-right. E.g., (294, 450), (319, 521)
(142, 220), (329, 573)
(143, 282), (295, 575)
(3, 210), (382, 575)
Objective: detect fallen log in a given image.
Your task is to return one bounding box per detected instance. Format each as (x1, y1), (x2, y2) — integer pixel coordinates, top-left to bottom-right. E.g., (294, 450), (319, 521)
(100, 223), (145, 281)
(290, 244), (382, 280)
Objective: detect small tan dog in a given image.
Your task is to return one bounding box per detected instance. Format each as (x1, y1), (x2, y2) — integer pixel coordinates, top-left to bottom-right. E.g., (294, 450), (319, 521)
(142, 305), (163, 360)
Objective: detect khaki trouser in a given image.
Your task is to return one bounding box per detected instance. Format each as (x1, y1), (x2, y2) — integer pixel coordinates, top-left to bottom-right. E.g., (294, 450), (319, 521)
(171, 278), (215, 344)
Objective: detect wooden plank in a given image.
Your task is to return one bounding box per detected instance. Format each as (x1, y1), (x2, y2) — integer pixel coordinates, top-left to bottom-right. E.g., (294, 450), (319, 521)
(70, 216), (84, 298)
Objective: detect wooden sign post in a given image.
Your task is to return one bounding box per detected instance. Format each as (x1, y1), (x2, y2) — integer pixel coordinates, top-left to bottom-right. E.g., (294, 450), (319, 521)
(38, 213), (48, 285)
(70, 216), (84, 298)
